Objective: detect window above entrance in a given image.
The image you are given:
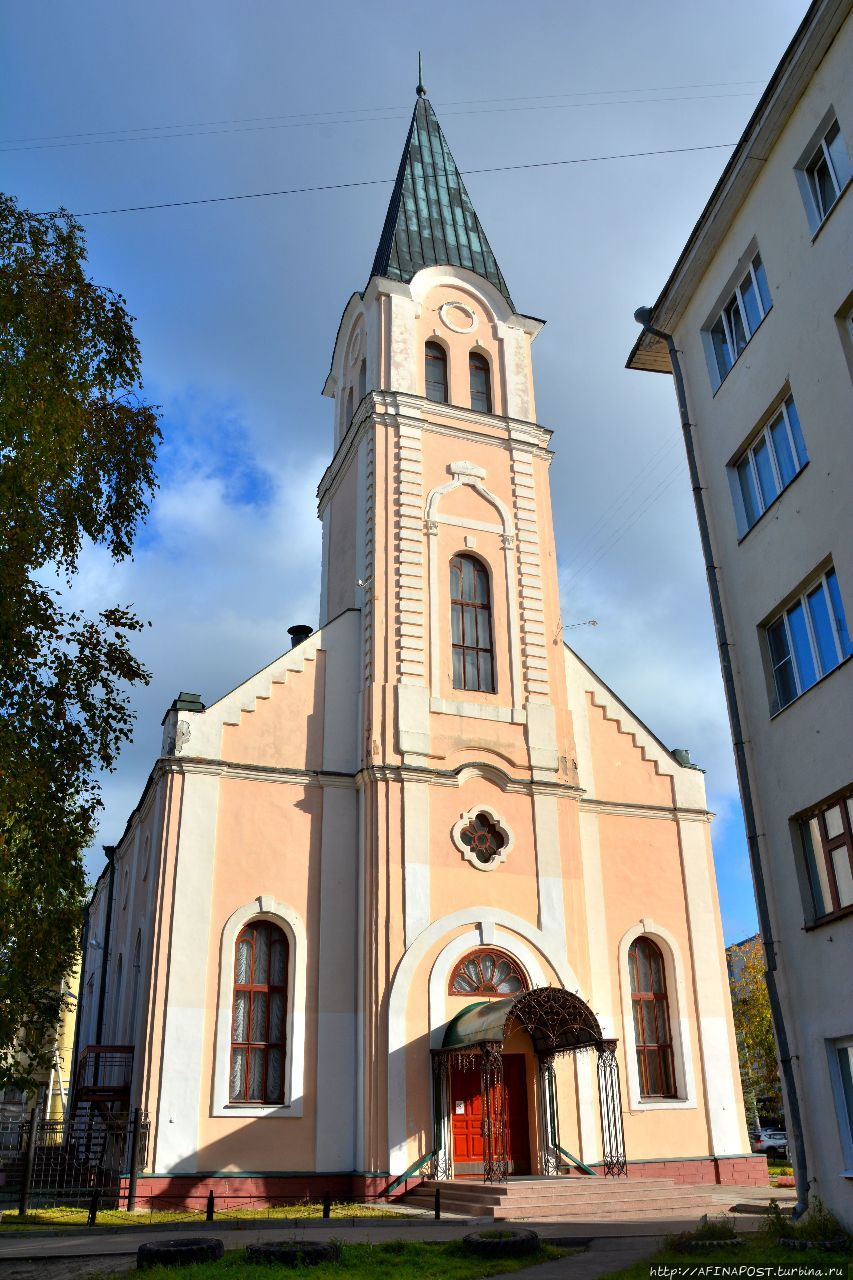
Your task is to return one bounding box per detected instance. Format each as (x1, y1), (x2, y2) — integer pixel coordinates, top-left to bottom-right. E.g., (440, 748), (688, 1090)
(449, 949), (528, 997)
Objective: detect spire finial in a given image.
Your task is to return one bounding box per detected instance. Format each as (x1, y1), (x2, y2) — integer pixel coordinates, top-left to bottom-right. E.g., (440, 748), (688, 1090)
(416, 52), (426, 97)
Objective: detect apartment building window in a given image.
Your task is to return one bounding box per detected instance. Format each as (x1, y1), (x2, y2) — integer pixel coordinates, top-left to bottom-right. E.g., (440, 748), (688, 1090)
(708, 252), (772, 383)
(800, 116), (851, 230)
(827, 1037), (853, 1174)
(765, 567), (852, 712)
(733, 395), (808, 533)
(800, 786), (853, 919)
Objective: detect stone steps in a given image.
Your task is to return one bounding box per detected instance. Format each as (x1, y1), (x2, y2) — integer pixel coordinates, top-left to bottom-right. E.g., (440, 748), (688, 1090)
(405, 1177), (734, 1221)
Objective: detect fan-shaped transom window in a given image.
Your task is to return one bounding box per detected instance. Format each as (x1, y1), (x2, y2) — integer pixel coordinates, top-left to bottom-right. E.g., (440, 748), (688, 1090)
(449, 949), (528, 997)
(459, 812), (505, 866)
(450, 554), (495, 692)
(230, 921), (288, 1103)
(425, 341), (448, 403)
(628, 937), (676, 1098)
(469, 351), (492, 413)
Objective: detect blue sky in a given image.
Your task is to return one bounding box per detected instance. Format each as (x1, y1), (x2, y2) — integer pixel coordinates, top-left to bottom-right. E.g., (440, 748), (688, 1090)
(3, 0), (812, 943)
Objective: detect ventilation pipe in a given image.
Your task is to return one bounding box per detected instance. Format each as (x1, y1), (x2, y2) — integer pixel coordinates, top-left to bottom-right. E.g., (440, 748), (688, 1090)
(287, 624), (313, 649)
(633, 306), (809, 1219)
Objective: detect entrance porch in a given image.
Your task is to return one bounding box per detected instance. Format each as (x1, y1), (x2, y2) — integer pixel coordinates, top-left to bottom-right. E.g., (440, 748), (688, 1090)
(430, 987), (627, 1183)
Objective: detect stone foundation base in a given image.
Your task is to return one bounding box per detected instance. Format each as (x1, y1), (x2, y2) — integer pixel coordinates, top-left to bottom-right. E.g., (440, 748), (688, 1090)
(600, 1155), (769, 1186)
(125, 1155), (768, 1210)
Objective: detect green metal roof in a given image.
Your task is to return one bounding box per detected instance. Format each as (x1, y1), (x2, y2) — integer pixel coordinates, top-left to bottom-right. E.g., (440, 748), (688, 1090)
(370, 94), (515, 309)
(442, 989), (605, 1055)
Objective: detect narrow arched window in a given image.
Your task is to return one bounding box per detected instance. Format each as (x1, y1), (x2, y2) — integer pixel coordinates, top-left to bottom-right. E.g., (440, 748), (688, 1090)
(469, 351), (491, 413)
(450, 554), (495, 692)
(230, 921), (288, 1103)
(449, 949), (528, 996)
(358, 358), (367, 404)
(111, 954), (123, 1042)
(126, 931), (142, 1043)
(425, 341), (448, 402)
(628, 937), (676, 1097)
(345, 387), (354, 430)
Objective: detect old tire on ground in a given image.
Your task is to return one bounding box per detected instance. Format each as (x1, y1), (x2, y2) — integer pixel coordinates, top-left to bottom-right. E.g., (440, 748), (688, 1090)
(137, 1238), (225, 1269)
(245, 1241), (342, 1266)
(462, 1228), (540, 1259)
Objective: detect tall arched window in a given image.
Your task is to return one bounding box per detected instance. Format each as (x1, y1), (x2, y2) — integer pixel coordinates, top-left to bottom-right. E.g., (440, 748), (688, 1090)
(469, 351), (492, 413)
(111, 954), (123, 1042)
(358, 358), (367, 403)
(230, 921), (288, 1103)
(628, 937), (676, 1097)
(425, 341), (448, 402)
(450, 554), (495, 692)
(345, 387), (354, 430)
(126, 930), (142, 1043)
(449, 949), (528, 996)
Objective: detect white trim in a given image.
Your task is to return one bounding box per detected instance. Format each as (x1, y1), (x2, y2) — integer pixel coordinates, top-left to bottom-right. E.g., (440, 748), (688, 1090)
(211, 896), (307, 1118)
(428, 928), (546, 1049)
(387, 908), (581, 1173)
(451, 804), (514, 872)
(617, 920), (698, 1112)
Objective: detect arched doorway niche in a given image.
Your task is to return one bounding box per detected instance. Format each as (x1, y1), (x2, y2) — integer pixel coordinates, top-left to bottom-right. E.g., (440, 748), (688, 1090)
(431, 988), (627, 1183)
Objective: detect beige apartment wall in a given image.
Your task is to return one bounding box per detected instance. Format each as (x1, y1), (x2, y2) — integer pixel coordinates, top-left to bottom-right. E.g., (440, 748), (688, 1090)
(668, 13), (852, 1218)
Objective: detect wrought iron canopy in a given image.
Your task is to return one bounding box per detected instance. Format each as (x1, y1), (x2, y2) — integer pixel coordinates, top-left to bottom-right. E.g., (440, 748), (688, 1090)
(441, 987), (605, 1056)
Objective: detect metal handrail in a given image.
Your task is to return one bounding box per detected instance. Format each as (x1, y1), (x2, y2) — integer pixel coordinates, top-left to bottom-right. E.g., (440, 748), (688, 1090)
(385, 1149), (436, 1197)
(555, 1143), (595, 1176)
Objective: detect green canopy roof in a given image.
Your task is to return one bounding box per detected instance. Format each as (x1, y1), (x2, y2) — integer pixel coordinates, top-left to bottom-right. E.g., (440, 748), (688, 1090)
(370, 93), (515, 309)
(442, 988), (605, 1056)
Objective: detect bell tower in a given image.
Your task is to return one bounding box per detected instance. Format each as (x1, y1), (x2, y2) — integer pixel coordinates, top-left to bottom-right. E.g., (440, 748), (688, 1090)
(318, 77), (582, 1176)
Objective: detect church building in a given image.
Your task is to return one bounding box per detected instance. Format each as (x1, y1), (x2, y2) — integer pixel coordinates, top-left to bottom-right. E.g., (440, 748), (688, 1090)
(73, 84), (764, 1205)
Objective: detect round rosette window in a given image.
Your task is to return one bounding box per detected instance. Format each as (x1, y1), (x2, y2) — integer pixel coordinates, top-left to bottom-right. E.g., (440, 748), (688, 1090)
(452, 806), (513, 872)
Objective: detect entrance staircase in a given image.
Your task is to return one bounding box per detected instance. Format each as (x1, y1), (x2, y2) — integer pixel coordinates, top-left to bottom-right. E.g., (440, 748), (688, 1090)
(406, 1177), (751, 1222)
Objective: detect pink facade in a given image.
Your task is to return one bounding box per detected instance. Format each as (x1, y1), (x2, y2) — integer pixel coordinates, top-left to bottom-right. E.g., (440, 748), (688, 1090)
(74, 90), (764, 1205)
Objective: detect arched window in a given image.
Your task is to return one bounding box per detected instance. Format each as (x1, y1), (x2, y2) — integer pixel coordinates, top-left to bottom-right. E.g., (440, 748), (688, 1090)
(126, 930), (142, 1043)
(628, 937), (676, 1097)
(111, 954), (123, 1042)
(230, 921), (288, 1103)
(358, 358), (367, 403)
(450, 554), (494, 692)
(469, 351), (492, 413)
(345, 387), (354, 430)
(425, 341), (448, 402)
(449, 949), (528, 996)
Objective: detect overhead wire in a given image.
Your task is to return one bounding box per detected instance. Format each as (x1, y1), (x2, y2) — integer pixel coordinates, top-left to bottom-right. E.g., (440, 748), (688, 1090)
(564, 460), (689, 589)
(63, 141), (738, 217)
(0, 77), (765, 150)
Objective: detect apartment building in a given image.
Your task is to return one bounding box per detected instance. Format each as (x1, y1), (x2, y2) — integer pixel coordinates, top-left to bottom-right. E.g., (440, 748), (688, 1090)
(627, 0), (852, 1227)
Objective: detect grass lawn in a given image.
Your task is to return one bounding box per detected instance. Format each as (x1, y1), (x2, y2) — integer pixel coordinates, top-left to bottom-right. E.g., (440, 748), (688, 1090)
(0, 1203), (399, 1230)
(102, 1240), (570, 1279)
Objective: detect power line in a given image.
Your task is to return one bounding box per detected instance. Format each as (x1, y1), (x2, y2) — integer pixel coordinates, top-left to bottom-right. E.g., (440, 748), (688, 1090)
(1, 90), (759, 157)
(0, 78), (764, 149)
(565, 461), (688, 589)
(66, 142), (737, 218)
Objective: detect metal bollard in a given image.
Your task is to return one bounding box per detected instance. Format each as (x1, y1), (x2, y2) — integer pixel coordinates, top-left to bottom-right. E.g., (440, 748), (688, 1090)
(322, 1191), (331, 1220)
(434, 1186), (441, 1220)
(88, 1186), (101, 1226)
(206, 1190), (215, 1221)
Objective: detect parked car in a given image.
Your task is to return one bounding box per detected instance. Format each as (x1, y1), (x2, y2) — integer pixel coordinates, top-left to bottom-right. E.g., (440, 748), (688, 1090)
(750, 1128), (789, 1160)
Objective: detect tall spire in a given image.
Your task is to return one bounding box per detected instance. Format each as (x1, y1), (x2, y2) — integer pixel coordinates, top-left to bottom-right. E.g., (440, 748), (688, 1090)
(369, 86), (515, 309)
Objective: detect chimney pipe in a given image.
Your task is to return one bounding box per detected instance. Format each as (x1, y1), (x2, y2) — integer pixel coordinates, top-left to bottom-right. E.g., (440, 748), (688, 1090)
(287, 624), (313, 649)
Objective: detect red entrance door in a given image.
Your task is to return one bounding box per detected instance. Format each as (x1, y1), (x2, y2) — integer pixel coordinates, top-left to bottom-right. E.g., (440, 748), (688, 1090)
(450, 1054), (531, 1176)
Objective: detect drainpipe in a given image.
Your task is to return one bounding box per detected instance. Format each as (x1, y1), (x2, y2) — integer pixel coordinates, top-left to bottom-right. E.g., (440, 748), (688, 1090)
(633, 308), (809, 1218)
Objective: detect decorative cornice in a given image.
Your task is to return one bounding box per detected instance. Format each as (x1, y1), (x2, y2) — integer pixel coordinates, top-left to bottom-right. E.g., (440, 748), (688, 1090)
(579, 796), (713, 823)
(317, 391), (552, 511)
(158, 755), (356, 789)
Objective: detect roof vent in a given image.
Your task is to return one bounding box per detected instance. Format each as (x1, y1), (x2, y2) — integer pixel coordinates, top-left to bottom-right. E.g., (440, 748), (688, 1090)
(172, 692), (205, 713)
(288, 624), (313, 649)
(672, 747), (703, 771)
